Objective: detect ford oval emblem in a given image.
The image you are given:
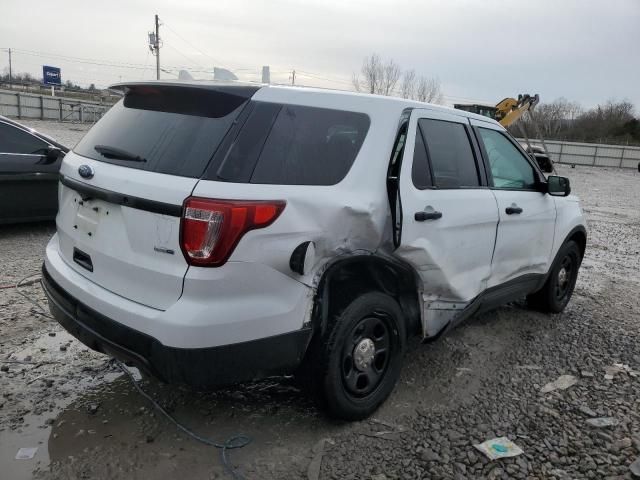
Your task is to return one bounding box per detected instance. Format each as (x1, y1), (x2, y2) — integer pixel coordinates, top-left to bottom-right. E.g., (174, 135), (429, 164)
(78, 165), (94, 179)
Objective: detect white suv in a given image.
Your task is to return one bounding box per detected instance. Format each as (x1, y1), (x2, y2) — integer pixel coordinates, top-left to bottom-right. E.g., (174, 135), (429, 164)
(43, 82), (587, 419)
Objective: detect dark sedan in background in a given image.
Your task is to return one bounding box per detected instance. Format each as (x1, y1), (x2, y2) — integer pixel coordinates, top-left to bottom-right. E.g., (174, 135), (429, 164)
(0, 116), (68, 224)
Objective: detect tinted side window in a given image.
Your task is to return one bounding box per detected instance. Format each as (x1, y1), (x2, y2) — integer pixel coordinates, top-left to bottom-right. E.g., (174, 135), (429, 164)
(411, 124), (432, 189)
(250, 105), (370, 185)
(419, 119), (479, 188)
(478, 128), (536, 189)
(0, 122), (48, 155)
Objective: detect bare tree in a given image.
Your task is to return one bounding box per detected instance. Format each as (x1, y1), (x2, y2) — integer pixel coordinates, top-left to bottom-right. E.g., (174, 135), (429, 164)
(511, 98), (640, 145)
(352, 53), (401, 96)
(353, 53), (444, 104)
(400, 69), (416, 99)
(380, 59), (401, 96)
(514, 97), (583, 138)
(352, 53), (382, 94)
(535, 98), (571, 137)
(415, 76), (443, 104)
(399, 69), (443, 104)
(572, 99), (635, 141)
(566, 100), (582, 122)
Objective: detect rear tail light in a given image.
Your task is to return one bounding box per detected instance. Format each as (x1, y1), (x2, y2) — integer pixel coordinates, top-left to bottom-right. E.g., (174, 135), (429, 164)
(180, 197), (285, 267)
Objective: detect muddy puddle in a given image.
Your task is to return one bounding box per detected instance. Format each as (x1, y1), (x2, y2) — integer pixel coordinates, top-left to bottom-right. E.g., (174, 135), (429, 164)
(0, 304), (530, 479)
(42, 375), (341, 479)
(1, 329), (117, 480)
(1, 327), (348, 479)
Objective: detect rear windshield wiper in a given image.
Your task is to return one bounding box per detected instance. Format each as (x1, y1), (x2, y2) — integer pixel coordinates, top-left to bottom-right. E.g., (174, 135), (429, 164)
(94, 145), (147, 162)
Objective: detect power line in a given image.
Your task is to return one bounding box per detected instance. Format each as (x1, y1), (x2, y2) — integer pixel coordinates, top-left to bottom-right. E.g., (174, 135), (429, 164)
(163, 42), (208, 70)
(7, 47), (147, 67)
(296, 70), (353, 86)
(4, 45), (495, 105)
(9, 48), (151, 70)
(7, 47), (205, 73)
(294, 67), (495, 104)
(4, 58), (112, 87)
(160, 68), (179, 78)
(160, 21), (239, 71)
(141, 49), (152, 80)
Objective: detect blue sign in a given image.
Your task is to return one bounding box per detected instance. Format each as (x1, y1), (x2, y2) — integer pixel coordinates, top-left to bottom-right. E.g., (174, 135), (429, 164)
(43, 65), (61, 86)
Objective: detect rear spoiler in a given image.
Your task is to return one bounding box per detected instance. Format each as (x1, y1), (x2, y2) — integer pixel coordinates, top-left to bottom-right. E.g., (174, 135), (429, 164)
(108, 81), (260, 99)
(106, 82), (261, 118)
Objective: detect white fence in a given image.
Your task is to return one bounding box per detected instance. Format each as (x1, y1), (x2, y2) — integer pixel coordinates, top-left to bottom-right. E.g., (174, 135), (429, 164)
(0, 88), (114, 123)
(519, 139), (640, 169)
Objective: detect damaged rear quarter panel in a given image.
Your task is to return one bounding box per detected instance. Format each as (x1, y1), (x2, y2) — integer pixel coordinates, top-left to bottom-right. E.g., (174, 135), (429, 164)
(189, 95), (407, 329)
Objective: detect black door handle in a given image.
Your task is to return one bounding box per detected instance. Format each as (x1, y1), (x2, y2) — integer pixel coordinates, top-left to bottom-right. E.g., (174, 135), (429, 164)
(415, 210), (443, 221)
(505, 206), (523, 215)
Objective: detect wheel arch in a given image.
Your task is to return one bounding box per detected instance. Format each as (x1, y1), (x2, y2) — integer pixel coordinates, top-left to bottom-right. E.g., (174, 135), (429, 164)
(538, 224), (587, 290)
(311, 255), (423, 340)
(563, 225), (587, 260)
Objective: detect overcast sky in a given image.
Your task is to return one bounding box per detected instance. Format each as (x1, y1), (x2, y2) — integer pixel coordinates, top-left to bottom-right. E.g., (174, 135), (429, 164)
(2, 0), (639, 108)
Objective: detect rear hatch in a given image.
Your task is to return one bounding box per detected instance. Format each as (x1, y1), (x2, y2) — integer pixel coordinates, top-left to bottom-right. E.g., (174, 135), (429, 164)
(56, 83), (257, 309)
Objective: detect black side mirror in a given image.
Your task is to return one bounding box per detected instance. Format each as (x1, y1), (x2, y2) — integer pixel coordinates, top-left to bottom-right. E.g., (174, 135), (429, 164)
(547, 175), (571, 197)
(45, 146), (63, 163)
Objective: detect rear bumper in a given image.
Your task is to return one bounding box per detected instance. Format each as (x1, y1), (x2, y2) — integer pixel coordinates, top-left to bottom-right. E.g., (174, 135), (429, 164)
(44, 233), (312, 348)
(42, 265), (312, 387)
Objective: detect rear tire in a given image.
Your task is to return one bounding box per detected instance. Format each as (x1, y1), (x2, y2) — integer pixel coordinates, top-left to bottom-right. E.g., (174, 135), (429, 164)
(527, 240), (581, 313)
(312, 292), (406, 420)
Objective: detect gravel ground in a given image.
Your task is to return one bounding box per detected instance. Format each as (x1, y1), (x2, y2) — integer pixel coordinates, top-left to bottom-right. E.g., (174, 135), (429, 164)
(0, 120), (639, 479)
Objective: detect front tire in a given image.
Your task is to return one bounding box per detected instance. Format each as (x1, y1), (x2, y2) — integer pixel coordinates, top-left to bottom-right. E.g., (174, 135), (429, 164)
(315, 292), (406, 420)
(527, 240), (581, 313)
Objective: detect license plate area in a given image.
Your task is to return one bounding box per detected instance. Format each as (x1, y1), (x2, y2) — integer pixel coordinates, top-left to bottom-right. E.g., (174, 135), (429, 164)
(73, 198), (104, 238)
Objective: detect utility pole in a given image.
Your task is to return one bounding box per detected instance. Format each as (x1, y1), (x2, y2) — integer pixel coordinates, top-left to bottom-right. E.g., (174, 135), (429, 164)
(148, 15), (161, 80)
(155, 15), (160, 80)
(7, 48), (12, 89)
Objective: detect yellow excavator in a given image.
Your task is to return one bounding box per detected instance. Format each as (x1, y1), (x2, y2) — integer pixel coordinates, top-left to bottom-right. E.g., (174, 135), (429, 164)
(455, 94), (554, 172)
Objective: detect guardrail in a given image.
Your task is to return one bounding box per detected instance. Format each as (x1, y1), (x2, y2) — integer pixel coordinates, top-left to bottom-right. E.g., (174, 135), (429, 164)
(518, 139), (640, 169)
(0, 88), (115, 123)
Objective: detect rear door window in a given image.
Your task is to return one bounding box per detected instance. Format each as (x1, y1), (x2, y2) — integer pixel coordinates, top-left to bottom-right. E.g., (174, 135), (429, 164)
(73, 85), (255, 178)
(418, 118), (479, 188)
(0, 122), (48, 155)
(207, 103), (370, 185)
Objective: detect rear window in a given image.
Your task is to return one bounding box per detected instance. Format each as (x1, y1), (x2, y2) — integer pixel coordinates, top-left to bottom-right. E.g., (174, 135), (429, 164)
(207, 103), (370, 185)
(73, 85), (255, 178)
